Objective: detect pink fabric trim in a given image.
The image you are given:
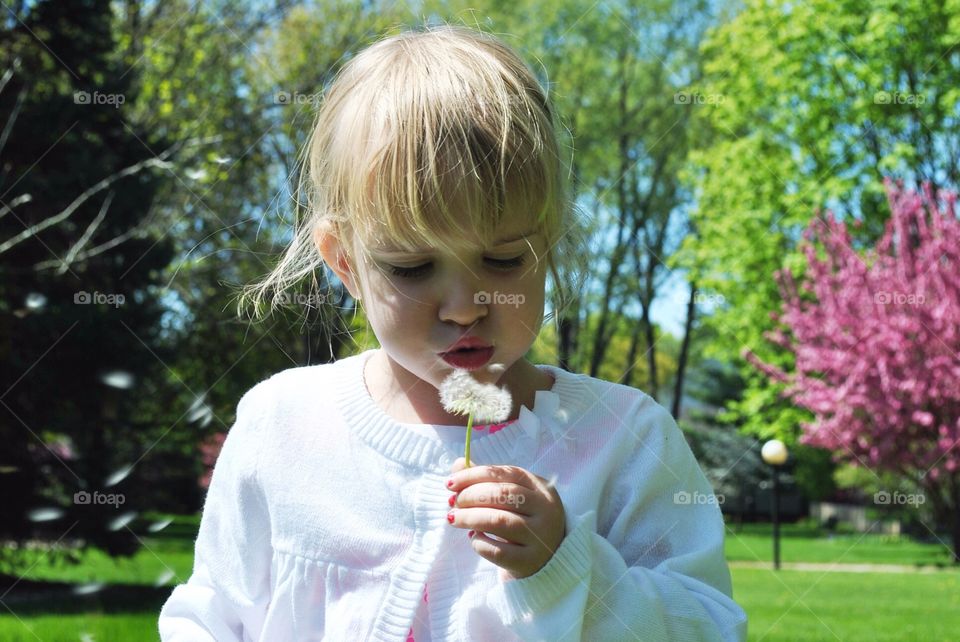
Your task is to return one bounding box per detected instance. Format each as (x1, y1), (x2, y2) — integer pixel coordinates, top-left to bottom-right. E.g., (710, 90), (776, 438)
(472, 418), (516, 435)
(406, 573), (431, 640)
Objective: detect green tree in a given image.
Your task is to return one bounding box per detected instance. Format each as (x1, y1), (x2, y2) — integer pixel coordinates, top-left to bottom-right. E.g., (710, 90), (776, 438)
(675, 0), (960, 440)
(112, 0), (328, 515)
(431, 1), (721, 404)
(0, 0), (175, 556)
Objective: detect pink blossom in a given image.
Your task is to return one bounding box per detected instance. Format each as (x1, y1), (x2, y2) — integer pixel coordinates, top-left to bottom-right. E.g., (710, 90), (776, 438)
(752, 179), (960, 559)
(198, 432), (226, 489)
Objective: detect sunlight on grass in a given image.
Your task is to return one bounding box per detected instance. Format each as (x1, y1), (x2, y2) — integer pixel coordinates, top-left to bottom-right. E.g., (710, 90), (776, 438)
(1, 515), (957, 641)
(733, 567), (960, 641)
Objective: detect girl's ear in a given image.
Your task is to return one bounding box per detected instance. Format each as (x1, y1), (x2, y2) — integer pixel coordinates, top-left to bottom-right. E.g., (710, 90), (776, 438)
(313, 221), (363, 302)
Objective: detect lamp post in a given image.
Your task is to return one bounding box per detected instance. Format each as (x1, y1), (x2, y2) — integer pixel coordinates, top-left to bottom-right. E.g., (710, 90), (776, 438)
(761, 439), (788, 571)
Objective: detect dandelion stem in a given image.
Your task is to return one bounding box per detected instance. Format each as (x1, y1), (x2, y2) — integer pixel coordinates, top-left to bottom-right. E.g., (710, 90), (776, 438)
(464, 412), (474, 468)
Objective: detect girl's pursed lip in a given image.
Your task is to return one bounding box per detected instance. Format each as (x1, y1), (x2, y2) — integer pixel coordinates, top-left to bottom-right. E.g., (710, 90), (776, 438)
(440, 346), (494, 369)
(438, 337), (494, 353)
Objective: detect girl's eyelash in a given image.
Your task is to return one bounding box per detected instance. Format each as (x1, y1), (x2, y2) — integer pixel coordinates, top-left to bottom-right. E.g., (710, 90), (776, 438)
(388, 255), (526, 278)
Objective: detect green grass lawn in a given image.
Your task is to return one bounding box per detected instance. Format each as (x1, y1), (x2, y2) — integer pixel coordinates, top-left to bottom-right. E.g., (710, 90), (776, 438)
(0, 513), (197, 641)
(733, 567), (960, 641)
(1, 515), (957, 641)
(2, 531), (195, 587)
(0, 613), (167, 642)
(725, 521), (955, 566)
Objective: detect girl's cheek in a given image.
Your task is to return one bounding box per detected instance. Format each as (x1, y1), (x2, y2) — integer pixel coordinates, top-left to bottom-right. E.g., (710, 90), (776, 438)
(375, 273), (429, 297)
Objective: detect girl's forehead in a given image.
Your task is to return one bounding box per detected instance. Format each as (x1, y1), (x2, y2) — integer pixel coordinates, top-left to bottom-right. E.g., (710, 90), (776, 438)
(355, 203), (543, 253)
(366, 229), (539, 252)
(363, 224), (540, 254)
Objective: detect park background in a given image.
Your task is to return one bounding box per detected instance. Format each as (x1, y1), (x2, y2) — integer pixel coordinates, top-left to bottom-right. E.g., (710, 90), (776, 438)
(1, 0), (959, 640)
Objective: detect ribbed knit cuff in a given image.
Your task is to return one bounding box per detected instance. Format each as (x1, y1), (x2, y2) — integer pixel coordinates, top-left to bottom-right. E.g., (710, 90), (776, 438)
(486, 510), (594, 625)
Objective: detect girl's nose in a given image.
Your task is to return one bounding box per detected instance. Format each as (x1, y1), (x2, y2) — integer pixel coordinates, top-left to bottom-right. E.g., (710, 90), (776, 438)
(439, 268), (488, 326)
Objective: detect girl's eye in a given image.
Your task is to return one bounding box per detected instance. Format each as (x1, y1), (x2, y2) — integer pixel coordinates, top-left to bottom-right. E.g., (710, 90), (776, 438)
(387, 255), (526, 279)
(388, 263), (431, 278)
(486, 255), (526, 270)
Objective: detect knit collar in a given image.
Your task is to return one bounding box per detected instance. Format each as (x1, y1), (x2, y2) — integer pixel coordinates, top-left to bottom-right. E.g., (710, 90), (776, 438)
(335, 349), (584, 472)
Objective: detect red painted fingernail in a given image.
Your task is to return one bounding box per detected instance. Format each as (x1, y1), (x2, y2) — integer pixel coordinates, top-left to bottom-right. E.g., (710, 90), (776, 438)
(447, 511), (455, 524)
(446, 479), (454, 489)
(448, 493), (457, 507)
(468, 530), (475, 537)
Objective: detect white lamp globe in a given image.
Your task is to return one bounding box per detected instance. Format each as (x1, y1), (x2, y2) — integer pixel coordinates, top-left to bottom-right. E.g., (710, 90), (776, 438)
(761, 439), (788, 466)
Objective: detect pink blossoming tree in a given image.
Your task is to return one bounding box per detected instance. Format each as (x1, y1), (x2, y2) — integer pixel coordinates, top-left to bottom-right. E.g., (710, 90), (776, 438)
(198, 433), (226, 490)
(747, 178), (960, 563)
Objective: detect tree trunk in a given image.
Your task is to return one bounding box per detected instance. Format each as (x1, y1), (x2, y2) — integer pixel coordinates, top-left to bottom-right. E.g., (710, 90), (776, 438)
(622, 314), (642, 388)
(641, 301), (658, 400)
(589, 44), (632, 378)
(952, 474), (960, 564)
(671, 282), (697, 419)
(557, 311), (575, 372)
(589, 199), (629, 377)
(952, 509), (960, 564)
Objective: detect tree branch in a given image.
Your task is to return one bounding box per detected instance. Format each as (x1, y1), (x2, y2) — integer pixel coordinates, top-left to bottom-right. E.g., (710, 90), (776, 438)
(55, 190), (115, 274)
(0, 136), (216, 256)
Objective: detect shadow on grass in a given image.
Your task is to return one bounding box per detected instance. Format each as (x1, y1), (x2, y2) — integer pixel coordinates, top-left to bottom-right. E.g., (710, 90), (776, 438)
(1, 575), (173, 616)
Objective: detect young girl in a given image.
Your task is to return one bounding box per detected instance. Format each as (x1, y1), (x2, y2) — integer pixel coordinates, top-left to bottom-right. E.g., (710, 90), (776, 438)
(159, 24), (748, 642)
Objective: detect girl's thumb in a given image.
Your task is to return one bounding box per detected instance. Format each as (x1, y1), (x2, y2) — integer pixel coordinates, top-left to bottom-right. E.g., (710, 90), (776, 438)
(449, 457), (468, 473)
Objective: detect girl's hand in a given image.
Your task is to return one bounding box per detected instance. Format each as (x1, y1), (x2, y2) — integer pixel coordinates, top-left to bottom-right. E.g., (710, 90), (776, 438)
(446, 457), (566, 581)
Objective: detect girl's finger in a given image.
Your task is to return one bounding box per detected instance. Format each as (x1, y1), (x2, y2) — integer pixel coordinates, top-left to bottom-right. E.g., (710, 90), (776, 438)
(447, 464), (539, 493)
(448, 507), (528, 544)
(453, 482), (533, 515)
(448, 456), (469, 474)
(468, 529), (525, 565)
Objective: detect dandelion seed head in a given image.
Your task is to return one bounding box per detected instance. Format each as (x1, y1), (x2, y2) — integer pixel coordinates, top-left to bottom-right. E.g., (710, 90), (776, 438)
(439, 368), (513, 423)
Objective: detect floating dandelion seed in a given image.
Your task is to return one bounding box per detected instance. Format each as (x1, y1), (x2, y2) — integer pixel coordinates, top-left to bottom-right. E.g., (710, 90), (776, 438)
(104, 464), (133, 487)
(107, 511), (137, 531)
(154, 568), (176, 587)
(73, 583), (105, 596)
(25, 292), (47, 311)
(100, 370), (134, 390)
(27, 507), (64, 522)
(186, 394), (214, 428)
(148, 518), (173, 533)
(439, 367), (512, 467)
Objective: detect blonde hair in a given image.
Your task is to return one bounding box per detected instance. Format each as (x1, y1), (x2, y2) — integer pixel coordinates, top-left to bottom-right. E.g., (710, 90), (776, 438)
(240, 23), (590, 338)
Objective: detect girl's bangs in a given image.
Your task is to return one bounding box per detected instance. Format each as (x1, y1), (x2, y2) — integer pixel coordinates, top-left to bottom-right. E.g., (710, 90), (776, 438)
(326, 35), (560, 256)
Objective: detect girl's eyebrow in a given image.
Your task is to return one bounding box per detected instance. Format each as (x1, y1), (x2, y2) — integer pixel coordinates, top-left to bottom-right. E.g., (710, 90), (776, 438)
(373, 230), (538, 254)
(494, 231), (538, 245)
